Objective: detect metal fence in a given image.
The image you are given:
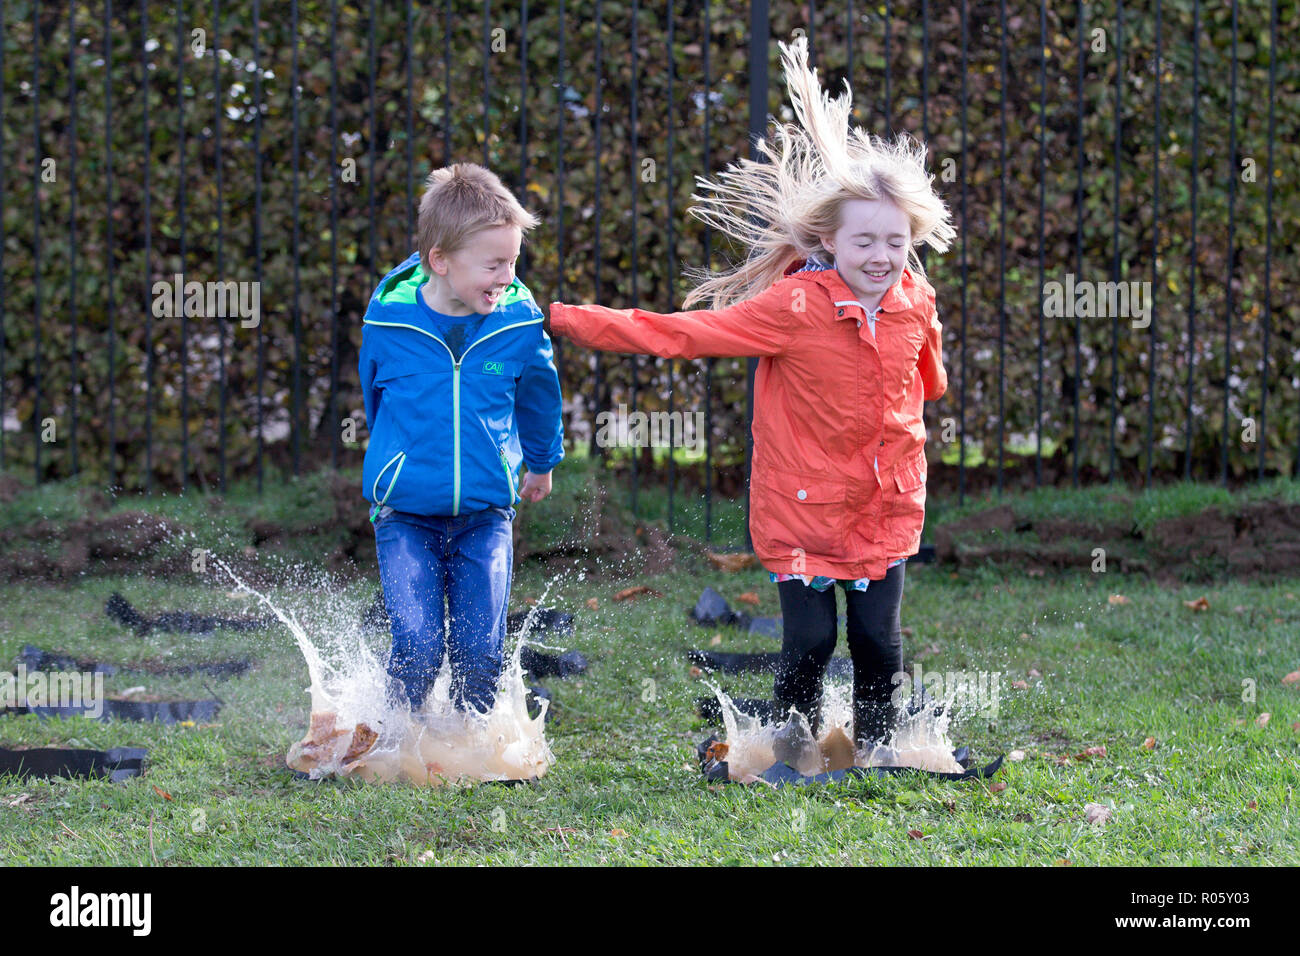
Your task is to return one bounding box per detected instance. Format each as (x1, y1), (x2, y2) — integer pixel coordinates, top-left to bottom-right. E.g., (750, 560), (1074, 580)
(1, 0), (1296, 538)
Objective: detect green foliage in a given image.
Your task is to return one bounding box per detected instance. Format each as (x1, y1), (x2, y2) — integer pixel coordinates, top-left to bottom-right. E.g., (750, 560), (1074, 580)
(1, 0), (1297, 495)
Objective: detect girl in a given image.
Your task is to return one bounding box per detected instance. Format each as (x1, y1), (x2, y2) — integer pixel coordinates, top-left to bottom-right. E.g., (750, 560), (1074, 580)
(546, 37), (955, 755)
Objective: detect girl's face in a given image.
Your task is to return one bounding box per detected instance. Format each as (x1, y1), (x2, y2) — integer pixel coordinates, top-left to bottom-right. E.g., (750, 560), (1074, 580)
(819, 197), (912, 306)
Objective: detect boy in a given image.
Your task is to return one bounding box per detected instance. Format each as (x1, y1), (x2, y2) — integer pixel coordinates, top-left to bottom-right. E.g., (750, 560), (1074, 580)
(359, 163), (564, 714)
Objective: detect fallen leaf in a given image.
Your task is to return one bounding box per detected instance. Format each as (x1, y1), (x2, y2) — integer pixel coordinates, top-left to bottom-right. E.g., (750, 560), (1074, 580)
(907, 829), (925, 840)
(900, 627), (914, 637)
(689, 666), (702, 678)
(1282, 671), (1300, 686)
(1084, 803), (1111, 825)
(990, 781), (1007, 793)
(610, 828), (628, 838)
(1142, 737), (1157, 750)
(524, 597), (537, 605)
(7, 794), (31, 807)
(1184, 596), (1210, 611)
(1054, 858), (1072, 866)
(1028, 668), (1042, 678)
(1008, 749), (1026, 762)
(736, 591), (760, 605)
(1256, 712), (1270, 728)
(152, 786), (173, 802)
(417, 849), (436, 863)
(706, 551), (756, 572)
(1012, 680), (1029, 690)
(1074, 746), (1107, 760)
(1018, 632), (1032, 641)
(1292, 722), (1300, 733)
(917, 643), (941, 658)
(614, 585), (664, 601)
(586, 597), (599, 610)
(1246, 800), (1257, 810)
(709, 634), (722, 647)
(1108, 594), (1129, 605)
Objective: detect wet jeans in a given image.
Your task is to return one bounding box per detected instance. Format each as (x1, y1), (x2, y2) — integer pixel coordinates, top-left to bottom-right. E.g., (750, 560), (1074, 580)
(772, 561), (905, 746)
(373, 505), (515, 712)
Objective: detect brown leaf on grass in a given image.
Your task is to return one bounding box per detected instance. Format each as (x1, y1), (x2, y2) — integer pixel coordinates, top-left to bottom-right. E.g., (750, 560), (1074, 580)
(917, 643), (941, 658)
(689, 666), (702, 678)
(709, 634), (722, 647)
(907, 829), (925, 840)
(1028, 668), (1042, 678)
(610, 828), (628, 838)
(614, 586), (664, 602)
(706, 551), (756, 572)
(1256, 712), (1270, 728)
(1282, 670), (1300, 686)
(900, 626), (914, 637)
(705, 741), (730, 763)
(1012, 680), (1029, 690)
(1084, 803), (1111, 825)
(1054, 858), (1073, 866)
(736, 591), (760, 605)
(524, 597), (538, 605)
(1142, 737), (1157, 750)
(1246, 800), (1258, 810)
(151, 786), (173, 802)
(990, 781), (1007, 794)
(1008, 749), (1026, 762)
(1074, 746), (1107, 760)
(585, 597), (599, 610)
(1108, 594), (1129, 605)
(1292, 722), (1300, 733)
(1184, 596), (1211, 611)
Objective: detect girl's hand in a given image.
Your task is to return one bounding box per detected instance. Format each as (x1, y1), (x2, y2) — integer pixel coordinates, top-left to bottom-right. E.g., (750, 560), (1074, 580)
(518, 469), (552, 503)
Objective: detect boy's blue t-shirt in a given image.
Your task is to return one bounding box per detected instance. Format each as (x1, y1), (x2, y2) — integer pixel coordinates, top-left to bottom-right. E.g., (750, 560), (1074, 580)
(417, 282), (485, 360)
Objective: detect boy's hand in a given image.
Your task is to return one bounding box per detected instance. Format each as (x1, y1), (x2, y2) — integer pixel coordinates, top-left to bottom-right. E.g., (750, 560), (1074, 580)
(518, 469), (552, 503)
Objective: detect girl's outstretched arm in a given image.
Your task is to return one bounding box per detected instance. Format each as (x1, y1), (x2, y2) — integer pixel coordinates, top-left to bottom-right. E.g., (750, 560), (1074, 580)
(547, 279), (797, 360)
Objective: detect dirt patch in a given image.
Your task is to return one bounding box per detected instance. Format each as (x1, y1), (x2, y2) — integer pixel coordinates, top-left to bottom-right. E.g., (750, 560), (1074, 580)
(934, 500), (1300, 582)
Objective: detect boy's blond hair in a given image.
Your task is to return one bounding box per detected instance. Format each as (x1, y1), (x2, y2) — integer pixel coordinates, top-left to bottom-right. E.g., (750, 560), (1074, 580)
(417, 163), (540, 276)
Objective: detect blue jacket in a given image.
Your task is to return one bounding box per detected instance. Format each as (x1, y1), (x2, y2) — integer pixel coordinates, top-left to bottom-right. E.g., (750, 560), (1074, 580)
(359, 252), (565, 518)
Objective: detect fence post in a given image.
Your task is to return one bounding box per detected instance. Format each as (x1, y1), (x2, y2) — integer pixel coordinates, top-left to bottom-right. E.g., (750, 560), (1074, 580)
(744, 0), (769, 552)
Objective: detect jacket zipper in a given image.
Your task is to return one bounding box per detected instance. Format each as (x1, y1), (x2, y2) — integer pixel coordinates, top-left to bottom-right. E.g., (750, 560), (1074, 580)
(498, 445), (518, 504)
(363, 315), (542, 517)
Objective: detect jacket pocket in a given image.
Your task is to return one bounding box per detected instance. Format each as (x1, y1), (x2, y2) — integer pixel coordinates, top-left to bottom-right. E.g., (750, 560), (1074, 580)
(893, 448), (927, 493)
(497, 443), (519, 505)
(371, 449), (408, 507)
(751, 471), (846, 559)
(887, 449), (927, 549)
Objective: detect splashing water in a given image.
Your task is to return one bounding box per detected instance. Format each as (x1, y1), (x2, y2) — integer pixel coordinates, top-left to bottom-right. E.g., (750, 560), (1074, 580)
(708, 680), (965, 781)
(217, 559), (556, 786)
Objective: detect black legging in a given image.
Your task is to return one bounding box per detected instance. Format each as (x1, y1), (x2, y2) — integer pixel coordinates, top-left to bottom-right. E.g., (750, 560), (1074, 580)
(773, 561), (905, 746)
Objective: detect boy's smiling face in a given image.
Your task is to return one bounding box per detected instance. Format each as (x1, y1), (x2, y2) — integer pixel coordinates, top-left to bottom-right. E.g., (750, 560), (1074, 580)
(819, 197), (912, 310)
(424, 223), (522, 316)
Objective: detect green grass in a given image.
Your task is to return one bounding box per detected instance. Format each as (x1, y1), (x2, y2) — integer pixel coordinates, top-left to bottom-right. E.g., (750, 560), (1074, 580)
(2, 549), (1298, 864)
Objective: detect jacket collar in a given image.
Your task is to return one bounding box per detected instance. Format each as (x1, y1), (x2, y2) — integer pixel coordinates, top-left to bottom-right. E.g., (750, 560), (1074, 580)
(784, 253), (917, 316)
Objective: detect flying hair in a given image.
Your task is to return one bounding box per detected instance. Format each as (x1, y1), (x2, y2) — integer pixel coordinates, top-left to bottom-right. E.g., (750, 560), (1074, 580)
(682, 36), (956, 310)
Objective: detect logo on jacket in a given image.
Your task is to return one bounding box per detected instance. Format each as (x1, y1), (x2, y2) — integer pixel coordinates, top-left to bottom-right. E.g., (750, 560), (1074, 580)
(482, 361), (504, 375)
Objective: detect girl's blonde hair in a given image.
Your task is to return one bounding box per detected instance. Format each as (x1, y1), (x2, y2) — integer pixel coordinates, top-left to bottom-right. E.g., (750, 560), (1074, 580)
(682, 37), (956, 309)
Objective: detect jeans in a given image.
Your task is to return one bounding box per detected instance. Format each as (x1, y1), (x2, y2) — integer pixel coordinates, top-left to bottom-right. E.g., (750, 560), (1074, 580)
(373, 505), (515, 712)
(772, 561), (905, 746)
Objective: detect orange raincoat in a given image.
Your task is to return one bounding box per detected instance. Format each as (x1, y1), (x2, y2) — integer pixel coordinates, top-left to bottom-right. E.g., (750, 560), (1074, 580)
(547, 259), (946, 581)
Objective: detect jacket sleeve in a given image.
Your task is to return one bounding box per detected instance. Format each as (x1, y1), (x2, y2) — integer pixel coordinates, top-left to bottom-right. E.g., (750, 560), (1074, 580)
(515, 326), (566, 474)
(547, 279), (798, 359)
(360, 325), (381, 436)
(917, 300), (947, 402)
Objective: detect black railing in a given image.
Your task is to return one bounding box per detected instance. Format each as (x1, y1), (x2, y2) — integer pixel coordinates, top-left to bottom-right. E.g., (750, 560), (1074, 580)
(1, 0), (1296, 539)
